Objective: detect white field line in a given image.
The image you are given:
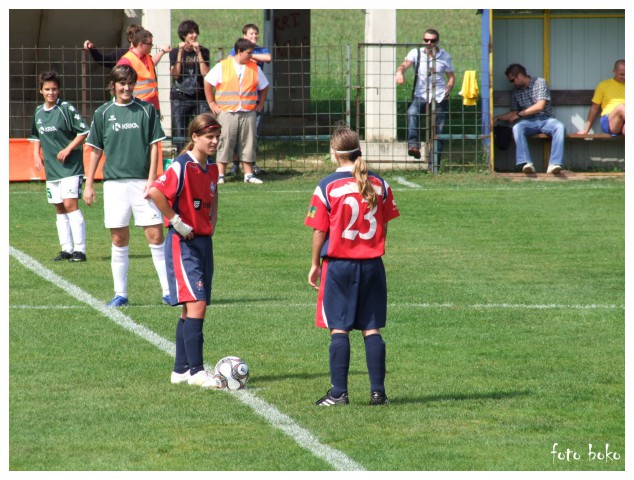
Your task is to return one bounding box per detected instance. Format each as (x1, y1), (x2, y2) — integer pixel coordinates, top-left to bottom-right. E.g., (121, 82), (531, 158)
(8, 246), (365, 472)
(10, 302), (623, 311)
(394, 176), (422, 189)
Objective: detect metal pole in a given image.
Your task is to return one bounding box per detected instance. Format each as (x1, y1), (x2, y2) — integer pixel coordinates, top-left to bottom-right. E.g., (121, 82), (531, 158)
(345, 44), (351, 128)
(431, 51), (437, 174)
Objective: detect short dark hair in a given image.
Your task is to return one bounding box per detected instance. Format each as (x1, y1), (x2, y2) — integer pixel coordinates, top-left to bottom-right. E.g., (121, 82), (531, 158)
(132, 29), (153, 47)
(242, 23), (259, 35)
(39, 71), (60, 90)
(505, 64), (527, 77)
(110, 65), (138, 91)
(234, 38), (255, 53)
(178, 20), (200, 41)
(424, 28), (439, 41)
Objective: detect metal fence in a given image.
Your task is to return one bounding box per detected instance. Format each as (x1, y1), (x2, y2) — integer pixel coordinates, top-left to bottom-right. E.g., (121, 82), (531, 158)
(9, 42), (487, 172)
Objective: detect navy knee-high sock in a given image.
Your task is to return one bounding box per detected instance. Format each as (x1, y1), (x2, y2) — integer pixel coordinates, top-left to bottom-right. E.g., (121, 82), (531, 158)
(183, 317), (204, 375)
(364, 333), (386, 393)
(173, 317), (189, 373)
(329, 333), (350, 397)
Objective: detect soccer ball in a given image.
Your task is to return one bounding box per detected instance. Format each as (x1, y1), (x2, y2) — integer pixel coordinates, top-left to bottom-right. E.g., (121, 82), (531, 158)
(214, 356), (249, 390)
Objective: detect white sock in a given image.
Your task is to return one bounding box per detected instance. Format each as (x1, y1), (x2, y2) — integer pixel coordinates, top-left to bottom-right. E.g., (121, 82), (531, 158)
(111, 244), (129, 298)
(67, 210), (86, 253)
(149, 242), (170, 296)
(56, 213), (73, 253)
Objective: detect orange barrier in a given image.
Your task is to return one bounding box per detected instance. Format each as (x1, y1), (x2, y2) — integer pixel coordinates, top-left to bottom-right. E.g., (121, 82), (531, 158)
(9, 139), (164, 182)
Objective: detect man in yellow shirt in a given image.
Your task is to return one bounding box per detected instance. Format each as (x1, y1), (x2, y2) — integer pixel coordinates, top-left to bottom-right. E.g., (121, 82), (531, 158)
(578, 59), (625, 136)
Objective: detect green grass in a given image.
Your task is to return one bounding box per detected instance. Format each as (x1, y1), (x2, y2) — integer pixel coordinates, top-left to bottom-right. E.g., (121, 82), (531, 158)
(9, 174), (625, 471)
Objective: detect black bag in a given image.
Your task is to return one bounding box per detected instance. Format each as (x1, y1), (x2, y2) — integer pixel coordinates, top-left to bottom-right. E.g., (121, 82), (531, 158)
(493, 124), (513, 151)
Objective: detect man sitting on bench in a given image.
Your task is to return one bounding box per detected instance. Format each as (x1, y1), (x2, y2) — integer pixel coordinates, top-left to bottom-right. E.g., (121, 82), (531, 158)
(577, 59), (625, 137)
(493, 63), (565, 174)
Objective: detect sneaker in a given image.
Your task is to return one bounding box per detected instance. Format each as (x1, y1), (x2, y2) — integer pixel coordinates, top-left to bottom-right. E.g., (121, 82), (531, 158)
(315, 389), (349, 406)
(252, 164), (263, 176)
(171, 370), (190, 384)
(162, 295), (171, 305)
(53, 251), (72, 261)
(407, 147), (422, 159)
(522, 162), (536, 174)
(370, 391), (389, 405)
(547, 163), (562, 174)
(244, 174), (263, 184)
(69, 251), (86, 262)
(188, 370), (223, 389)
(217, 175), (225, 185)
(228, 163), (240, 176)
(106, 295), (129, 308)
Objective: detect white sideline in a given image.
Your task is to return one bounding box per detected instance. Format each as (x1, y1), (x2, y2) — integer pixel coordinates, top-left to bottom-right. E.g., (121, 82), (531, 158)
(9, 246), (365, 472)
(394, 176), (422, 189)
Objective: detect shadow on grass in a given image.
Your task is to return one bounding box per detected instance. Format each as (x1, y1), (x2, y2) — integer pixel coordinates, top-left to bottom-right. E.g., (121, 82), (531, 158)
(254, 369), (368, 383)
(389, 390), (531, 405)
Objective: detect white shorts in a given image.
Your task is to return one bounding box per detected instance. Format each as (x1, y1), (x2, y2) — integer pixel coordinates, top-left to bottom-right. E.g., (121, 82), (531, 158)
(103, 179), (163, 228)
(46, 175), (83, 204)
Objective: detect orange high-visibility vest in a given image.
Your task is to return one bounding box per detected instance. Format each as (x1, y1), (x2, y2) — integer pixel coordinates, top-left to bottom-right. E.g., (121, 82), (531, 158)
(215, 57), (259, 112)
(120, 51), (159, 109)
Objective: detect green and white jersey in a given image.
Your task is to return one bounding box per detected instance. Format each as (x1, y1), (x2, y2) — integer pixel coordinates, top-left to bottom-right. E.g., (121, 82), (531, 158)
(86, 98), (165, 181)
(29, 98), (89, 181)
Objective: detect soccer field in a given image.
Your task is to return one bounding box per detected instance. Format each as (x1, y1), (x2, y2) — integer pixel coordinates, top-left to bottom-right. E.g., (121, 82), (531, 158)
(8, 173), (625, 472)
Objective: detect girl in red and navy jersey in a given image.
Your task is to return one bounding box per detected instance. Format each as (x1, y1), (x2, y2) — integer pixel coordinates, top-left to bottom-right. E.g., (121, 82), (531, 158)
(305, 126), (400, 406)
(149, 113), (222, 389)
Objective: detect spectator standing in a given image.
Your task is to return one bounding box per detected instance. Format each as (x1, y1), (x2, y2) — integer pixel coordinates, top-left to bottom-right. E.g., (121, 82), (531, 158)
(149, 113), (223, 390)
(305, 126), (400, 406)
(169, 19), (211, 153)
(83, 65), (170, 307)
(227, 23), (271, 177)
(493, 63), (565, 174)
(204, 38), (269, 184)
(83, 24), (143, 69)
(578, 59), (625, 136)
(396, 29), (454, 165)
(117, 29), (170, 114)
(29, 71), (89, 262)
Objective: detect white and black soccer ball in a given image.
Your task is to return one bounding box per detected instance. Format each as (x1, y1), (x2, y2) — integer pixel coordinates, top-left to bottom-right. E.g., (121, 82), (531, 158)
(214, 356), (249, 390)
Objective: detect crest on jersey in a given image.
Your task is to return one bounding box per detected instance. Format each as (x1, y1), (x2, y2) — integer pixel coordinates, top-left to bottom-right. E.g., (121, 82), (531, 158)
(193, 198), (202, 210)
(307, 206), (317, 219)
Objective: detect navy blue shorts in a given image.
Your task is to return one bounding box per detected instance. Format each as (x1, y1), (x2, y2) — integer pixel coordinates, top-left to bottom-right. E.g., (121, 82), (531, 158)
(165, 231), (213, 305)
(316, 257), (387, 331)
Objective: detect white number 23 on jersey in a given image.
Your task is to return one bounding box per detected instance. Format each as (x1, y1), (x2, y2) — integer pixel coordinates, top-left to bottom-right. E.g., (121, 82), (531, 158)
(342, 197), (377, 240)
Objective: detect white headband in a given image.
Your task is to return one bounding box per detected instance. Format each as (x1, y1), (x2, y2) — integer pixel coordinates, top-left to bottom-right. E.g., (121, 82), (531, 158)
(334, 148), (360, 154)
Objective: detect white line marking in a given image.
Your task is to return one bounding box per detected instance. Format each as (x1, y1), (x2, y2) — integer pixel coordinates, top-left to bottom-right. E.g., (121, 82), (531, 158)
(10, 302), (623, 311)
(394, 176), (422, 189)
(9, 246), (365, 472)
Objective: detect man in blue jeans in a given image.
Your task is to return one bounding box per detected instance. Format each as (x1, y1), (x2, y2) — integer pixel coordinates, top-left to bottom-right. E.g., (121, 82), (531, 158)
(396, 29), (454, 166)
(494, 63), (565, 174)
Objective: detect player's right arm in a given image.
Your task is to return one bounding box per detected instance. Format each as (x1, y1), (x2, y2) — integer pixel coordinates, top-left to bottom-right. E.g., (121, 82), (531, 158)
(308, 229), (327, 290)
(32, 140), (43, 170)
(83, 147), (102, 207)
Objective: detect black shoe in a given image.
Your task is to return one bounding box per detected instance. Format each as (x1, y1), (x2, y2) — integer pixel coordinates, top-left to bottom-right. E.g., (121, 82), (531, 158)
(407, 147), (421, 159)
(370, 391), (389, 405)
(315, 389), (349, 406)
(53, 251), (72, 261)
(252, 164), (263, 176)
(228, 163), (240, 176)
(69, 251), (87, 262)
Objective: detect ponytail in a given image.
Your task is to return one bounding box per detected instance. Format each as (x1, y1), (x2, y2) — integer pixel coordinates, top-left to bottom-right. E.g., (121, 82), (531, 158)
(351, 155), (377, 211)
(331, 126), (377, 210)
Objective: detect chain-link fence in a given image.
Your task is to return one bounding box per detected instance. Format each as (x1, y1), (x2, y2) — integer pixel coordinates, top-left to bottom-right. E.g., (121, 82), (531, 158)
(10, 42), (488, 173)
